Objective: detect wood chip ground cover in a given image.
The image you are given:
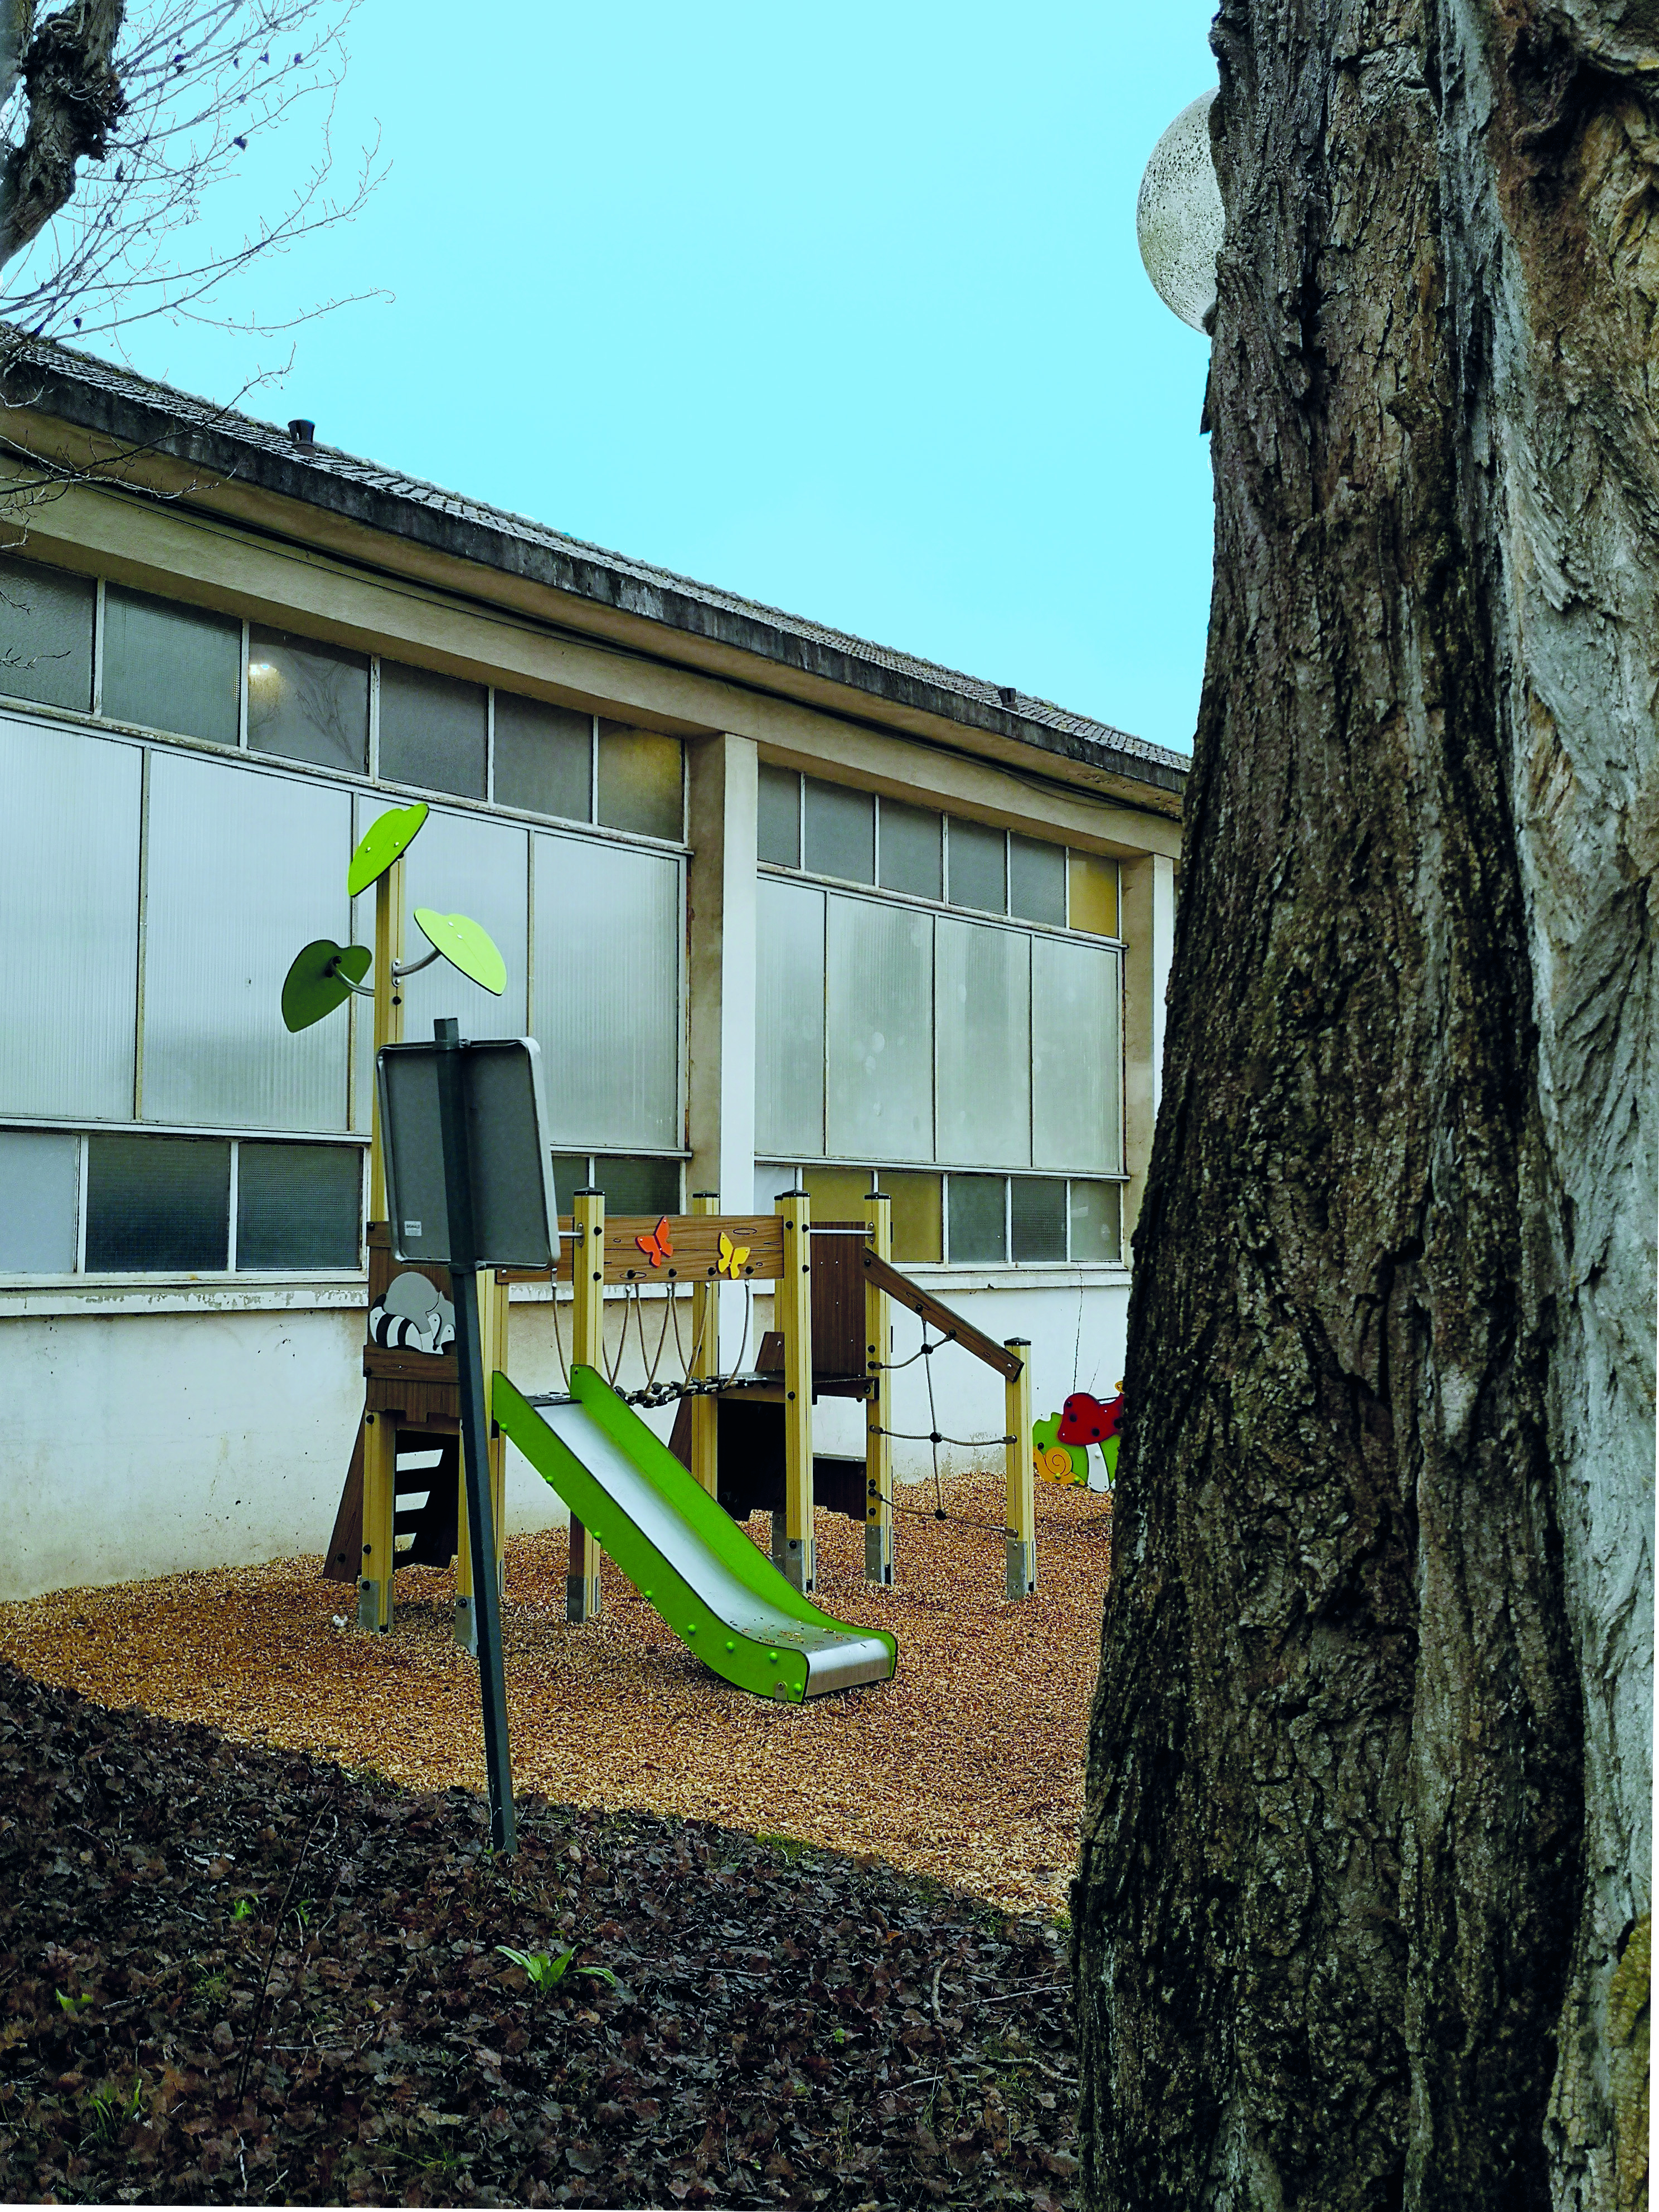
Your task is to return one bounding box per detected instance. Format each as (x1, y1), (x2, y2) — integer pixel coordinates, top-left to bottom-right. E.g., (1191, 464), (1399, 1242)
(0, 1478), (1107, 2206)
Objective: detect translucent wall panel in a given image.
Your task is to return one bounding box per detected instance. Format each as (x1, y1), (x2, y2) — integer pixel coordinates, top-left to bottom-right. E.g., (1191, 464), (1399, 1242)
(1032, 937), (1123, 1172)
(0, 720), (140, 1120)
(1068, 851), (1120, 938)
(757, 763), (801, 867)
(826, 895), (932, 1163)
(879, 799), (942, 900)
(1009, 836), (1067, 928)
(592, 1154), (680, 1215)
(801, 1164), (873, 1220)
(237, 1141), (362, 1269)
(1011, 1176), (1067, 1261)
(85, 1134), (230, 1270)
(804, 779), (875, 884)
(755, 877), (824, 1159)
(390, 804), (530, 1041)
(247, 625), (368, 774)
(102, 585), (240, 745)
(0, 1129), (79, 1269)
(532, 830), (681, 1149)
(144, 753), (352, 1130)
(494, 693), (591, 820)
(947, 818), (1006, 913)
(0, 555), (94, 712)
(882, 1170), (942, 1263)
(947, 1173), (1006, 1263)
(934, 918), (1030, 1168)
(597, 723), (683, 841)
(379, 661), (487, 799)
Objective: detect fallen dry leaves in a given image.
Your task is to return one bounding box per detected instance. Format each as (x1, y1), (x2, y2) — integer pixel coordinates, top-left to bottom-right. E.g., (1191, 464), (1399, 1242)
(0, 1475), (1112, 1917)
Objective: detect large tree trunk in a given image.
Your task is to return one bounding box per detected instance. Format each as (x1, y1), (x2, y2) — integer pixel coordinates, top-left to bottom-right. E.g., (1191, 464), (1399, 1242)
(1074, 3), (1655, 2206)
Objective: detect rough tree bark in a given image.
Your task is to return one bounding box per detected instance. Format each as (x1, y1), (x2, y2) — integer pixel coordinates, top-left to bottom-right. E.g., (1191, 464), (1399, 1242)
(0, 2), (127, 270)
(1074, 3), (1654, 2206)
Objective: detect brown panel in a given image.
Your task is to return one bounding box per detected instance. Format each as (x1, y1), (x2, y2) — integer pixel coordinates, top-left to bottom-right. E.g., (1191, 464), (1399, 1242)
(496, 1215), (787, 1287)
(810, 1225), (868, 1385)
(322, 1413), (366, 1583)
(366, 1376), (460, 1427)
(365, 1345), (460, 1386)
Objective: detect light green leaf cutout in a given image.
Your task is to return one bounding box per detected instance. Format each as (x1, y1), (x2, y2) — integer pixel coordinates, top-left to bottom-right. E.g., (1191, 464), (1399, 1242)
(414, 908), (507, 995)
(281, 939), (372, 1033)
(347, 801), (429, 898)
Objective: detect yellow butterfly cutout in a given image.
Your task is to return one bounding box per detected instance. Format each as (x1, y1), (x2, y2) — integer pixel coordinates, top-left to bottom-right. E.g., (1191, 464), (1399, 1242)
(717, 1230), (751, 1279)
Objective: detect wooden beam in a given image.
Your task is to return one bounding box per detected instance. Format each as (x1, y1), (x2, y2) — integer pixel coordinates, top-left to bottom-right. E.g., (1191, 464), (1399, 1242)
(858, 1249), (1026, 1382)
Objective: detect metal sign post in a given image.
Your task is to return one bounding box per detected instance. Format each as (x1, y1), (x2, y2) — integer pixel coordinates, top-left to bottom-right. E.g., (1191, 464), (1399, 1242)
(376, 1021), (557, 1859)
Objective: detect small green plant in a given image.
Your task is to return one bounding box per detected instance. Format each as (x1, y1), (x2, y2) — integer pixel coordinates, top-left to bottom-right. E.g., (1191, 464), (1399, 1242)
(55, 1988), (94, 2017)
(85, 2073), (143, 2142)
(231, 1899), (254, 1922)
(292, 1899), (314, 1930)
(192, 1967), (230, 2007)
(496, 1943), (618, 1991)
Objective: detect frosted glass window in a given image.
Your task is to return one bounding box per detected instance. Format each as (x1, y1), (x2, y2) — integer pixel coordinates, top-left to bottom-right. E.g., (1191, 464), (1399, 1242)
(882, 1170), (942, 1264)
(385, 805), (528, 1042)
(756, 1162), (802, 1203)
(0, 721), (140, 1120)
(758, 763), (801, 867)
(144, 753), (352, 1131)
(85, 1135), (229, 1271)
(804, 779), (875, 884)
(1011, 1176), (1067, 1262)
(247, 625), (368, 774)
(1069, 851), (1120, 938)
(237, 1142), (361, 1269)
(826, 896), (932, 1163)
(879, 799), (942, 900)
(755, 877), (824, 1158)
(597, 722), (683, 841)
(101, 585), (240, 745)
(801, 1165), (872, 1220)
(0, 1129), (79, 1270)
(934, 919), (1030, 1168)
(947, 1174), (1005, 1264)
(593, 1154), (680, 1215)
(947, 819), (1006, 913)
(1009, 837), (1067, 928)
(532, 830), (681, 1149)
(550, 1154), (588, 1212)
(1070, 1179), (1122, 1263)
(0, 554), (93, 712)
(494, 693), (591, 819)
(1032, 937), (1123, 1172)
(379, 661), (487, 799)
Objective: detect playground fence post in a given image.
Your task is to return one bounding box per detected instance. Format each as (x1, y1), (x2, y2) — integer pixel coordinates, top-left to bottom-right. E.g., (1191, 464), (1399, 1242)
(690, 1191), (720, 1497)
(566, 1187), (605, 1622)
(863, 1191), (894, 1585)
(357, 1411), (396, 1631)
(776, 1188), (816, 1594)
(1005, 1337), (1035, 1598)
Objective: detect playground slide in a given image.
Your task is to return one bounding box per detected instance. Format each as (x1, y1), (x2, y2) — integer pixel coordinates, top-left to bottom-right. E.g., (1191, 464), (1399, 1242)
(493, 1367), (897, 1702)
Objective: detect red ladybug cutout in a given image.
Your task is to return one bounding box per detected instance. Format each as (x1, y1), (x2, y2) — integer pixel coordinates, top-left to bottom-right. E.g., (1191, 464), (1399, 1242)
(1058, 1390), (1123, 1446)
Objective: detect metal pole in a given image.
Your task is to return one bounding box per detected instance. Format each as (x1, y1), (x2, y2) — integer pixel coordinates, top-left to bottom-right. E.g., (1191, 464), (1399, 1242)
(433, 1016), (517, 1854)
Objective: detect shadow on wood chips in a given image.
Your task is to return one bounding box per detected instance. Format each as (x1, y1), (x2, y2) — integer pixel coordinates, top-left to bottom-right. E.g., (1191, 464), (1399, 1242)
(0, 1663), (1081, 2208)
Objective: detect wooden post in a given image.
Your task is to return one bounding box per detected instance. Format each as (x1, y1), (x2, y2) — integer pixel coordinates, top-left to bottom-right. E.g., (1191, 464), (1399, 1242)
(567, 1188), (605, 1621)
(455, 1267), (511, 1652)
(357, 1409), (396, 1631)
(368, 853), (406, 1225)
(776, 1190), (816, 1594)
(1005, 1337), (1035, 1599)
(863, 1191), (894, 1585)
(690, 1192), (720, 1497)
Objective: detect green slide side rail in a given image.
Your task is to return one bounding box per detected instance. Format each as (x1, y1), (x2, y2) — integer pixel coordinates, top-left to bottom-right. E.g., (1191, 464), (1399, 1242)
(492, 1367), (896, 1702)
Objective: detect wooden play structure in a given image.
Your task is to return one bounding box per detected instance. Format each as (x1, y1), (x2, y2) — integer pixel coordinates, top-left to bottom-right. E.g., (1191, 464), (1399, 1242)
(300, 802), (1037, 1646)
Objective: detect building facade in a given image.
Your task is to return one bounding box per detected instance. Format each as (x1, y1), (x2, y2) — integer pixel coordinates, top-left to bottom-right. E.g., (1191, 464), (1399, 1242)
(0, 343), (1184, 1600)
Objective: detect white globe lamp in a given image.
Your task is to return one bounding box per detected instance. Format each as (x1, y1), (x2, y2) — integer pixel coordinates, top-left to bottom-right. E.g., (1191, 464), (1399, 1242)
(1137, 90), (1224, 333)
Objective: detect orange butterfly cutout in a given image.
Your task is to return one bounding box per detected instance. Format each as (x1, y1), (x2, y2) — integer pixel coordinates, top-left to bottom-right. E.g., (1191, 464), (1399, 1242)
(635, 1216), (674, 1268)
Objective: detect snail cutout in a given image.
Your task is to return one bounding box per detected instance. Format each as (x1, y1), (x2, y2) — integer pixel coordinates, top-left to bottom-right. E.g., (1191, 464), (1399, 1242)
(280, 801), (507, 1032)
(1034, 1384), (1126, 1493)
(369, 1269), (455, 1356)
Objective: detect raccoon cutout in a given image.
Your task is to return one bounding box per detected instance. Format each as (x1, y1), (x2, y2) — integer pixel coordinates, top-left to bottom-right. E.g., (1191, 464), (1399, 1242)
(370, 1269), (456, 1356)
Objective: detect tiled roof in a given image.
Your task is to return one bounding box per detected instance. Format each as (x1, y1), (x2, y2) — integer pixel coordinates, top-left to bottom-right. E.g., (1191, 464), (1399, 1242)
(2, 334), (1189, 799)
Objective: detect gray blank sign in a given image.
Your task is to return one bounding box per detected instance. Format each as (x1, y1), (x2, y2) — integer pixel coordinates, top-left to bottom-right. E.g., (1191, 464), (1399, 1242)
(377, 1035), (557, 1269)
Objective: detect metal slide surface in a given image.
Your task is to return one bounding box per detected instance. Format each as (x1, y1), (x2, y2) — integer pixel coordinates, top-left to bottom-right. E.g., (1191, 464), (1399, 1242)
(493, 1367), (896, 1702)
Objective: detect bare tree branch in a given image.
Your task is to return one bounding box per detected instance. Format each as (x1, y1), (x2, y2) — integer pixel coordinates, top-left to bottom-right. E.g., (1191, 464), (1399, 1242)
(0, 1), (127, 270)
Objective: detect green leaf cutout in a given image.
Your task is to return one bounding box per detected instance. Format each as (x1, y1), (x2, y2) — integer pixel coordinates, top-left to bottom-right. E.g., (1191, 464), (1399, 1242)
(280, 939), (372, 1033)
(347, 801), (429, 898)
(413, 908), (507, 995)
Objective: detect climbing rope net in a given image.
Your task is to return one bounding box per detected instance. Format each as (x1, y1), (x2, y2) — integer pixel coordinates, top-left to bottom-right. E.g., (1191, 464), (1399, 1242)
(547, 1277), (754, 1411)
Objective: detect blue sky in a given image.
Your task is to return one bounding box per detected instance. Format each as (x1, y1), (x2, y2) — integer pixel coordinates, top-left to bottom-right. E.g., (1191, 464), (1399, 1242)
(115, 2), (1220, 753)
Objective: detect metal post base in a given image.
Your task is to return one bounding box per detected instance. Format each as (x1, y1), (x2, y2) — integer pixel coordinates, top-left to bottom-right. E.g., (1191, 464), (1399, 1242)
(865, 1522), (894, 1585)
(356, 1576), (391, 1632)
(454, 1595), (477, 1655)
(1006, 1536), (1036, 1600)
(782, 1534), (816, 1595)
(566, 1574), (601, 1623)
(770, 1512), (787, 1570)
